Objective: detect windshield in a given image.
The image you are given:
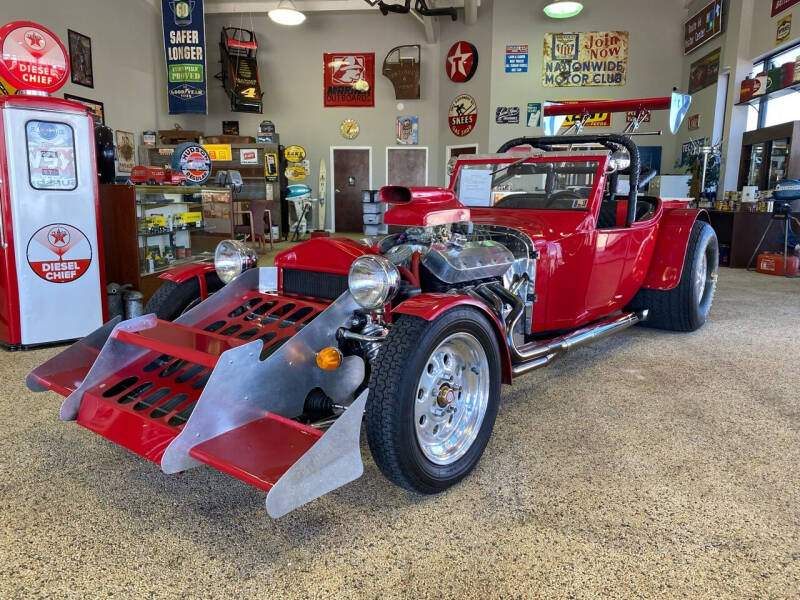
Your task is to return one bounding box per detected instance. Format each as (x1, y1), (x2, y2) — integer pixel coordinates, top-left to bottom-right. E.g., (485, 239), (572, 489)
(454, 159), (602, 210)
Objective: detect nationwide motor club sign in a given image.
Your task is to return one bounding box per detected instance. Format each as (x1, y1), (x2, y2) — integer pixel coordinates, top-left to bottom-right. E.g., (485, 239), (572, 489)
(161, 0), (208, 114)
(324, 53), (375, 107)
(542, 31), (628, 87)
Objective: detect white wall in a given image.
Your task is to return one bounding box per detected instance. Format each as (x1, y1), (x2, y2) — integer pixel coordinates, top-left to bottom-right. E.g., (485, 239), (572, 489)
(485, 0), (686, 173)
(751, 0), (800, 58)
(2, 0), (165, 138)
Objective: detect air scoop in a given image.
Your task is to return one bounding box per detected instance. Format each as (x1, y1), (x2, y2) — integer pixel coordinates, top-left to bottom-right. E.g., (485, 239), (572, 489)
(381, 186), (470, 227)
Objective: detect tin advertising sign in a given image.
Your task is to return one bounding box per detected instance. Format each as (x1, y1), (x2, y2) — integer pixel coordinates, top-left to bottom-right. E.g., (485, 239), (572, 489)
(161, 0), (208, 114)
(324, 53), (375, 107)
(542, 31), (628, 87)
(684, 1), (723, 55)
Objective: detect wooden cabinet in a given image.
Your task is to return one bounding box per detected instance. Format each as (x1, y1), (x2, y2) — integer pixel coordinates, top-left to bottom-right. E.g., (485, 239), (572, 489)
(738, 121), (800, 191)
(708, 209), (799, 268)
(99, 184), (231, 302)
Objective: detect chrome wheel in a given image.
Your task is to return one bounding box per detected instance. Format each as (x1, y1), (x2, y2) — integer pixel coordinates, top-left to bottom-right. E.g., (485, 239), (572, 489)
(695, 251), (708, 303)
(414, 332), (489, 466)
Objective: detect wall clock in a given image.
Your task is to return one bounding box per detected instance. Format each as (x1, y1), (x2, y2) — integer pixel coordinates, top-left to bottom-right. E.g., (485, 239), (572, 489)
(340, 119), (360, 139)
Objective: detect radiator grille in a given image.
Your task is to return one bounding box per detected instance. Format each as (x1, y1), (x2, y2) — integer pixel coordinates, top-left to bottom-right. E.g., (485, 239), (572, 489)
(282, 268), (348, 300)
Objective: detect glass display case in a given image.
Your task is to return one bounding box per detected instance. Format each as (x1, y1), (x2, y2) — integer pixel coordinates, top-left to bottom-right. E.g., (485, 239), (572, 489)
(135, 185), (232, 275)
(738, 121), (800, 191)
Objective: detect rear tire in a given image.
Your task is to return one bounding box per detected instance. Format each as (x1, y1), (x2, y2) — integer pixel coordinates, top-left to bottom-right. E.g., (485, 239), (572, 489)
(144, 274), (224, 321)
(628, 220), (718, 331)
(366, 308), (501, 494)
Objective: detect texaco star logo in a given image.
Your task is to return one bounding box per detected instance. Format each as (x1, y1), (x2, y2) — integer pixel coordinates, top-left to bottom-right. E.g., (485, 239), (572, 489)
(446, 41), (478, 83)
(48, 226), (69, 248)
(24, 30), (46, 51)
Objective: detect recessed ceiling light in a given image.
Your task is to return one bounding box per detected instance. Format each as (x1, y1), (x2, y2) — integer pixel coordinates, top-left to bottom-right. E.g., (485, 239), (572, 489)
(543, 1), (583, 18)
(269, 0), (306, 25)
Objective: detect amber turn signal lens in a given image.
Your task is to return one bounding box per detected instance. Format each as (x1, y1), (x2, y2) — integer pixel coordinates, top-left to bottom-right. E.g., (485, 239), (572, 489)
(316, 347), (342, 370)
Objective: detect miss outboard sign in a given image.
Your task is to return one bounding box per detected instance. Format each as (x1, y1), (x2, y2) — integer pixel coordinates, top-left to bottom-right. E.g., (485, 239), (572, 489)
(161, 0), (207, 114)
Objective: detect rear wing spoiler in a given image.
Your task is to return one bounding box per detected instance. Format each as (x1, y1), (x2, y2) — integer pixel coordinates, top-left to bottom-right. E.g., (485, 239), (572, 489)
(542, 92), (691, 136)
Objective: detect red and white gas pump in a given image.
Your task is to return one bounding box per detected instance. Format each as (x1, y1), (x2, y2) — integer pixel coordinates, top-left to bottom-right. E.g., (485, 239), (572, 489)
(0, 21), (106, 348)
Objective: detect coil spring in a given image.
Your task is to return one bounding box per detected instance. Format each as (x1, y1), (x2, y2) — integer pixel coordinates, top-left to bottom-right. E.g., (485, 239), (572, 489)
(359, 322), (385, 363)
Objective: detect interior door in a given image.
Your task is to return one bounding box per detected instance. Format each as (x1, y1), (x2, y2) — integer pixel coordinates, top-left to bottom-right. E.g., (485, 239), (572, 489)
(387, 147), (427, 186)
(333, 148), (370, 232)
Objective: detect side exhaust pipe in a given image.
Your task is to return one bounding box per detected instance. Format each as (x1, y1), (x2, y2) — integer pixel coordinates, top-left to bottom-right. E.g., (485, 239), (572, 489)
(489, 280), (647, 377)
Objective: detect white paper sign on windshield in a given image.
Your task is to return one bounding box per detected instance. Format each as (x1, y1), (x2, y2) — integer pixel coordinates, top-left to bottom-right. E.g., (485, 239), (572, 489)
(458, 168), (492, 207)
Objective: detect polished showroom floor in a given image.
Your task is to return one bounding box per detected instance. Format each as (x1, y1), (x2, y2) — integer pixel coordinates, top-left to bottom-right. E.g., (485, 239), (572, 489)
(1, 268), (798, 599)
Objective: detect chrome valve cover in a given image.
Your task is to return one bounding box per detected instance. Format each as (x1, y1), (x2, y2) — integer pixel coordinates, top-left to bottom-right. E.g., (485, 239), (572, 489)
(422, 240), (515, 284)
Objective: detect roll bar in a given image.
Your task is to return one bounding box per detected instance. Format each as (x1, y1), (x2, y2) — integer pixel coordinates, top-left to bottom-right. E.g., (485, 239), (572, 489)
(495, 134), (641, 227)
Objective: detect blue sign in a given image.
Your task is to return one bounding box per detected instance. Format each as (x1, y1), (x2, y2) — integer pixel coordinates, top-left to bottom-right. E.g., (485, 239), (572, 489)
(162, 0), (207, 114)
(505, 45), (528, 73)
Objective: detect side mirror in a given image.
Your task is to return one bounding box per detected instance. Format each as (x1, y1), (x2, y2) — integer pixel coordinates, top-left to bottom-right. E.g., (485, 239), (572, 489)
(669, 92), (692, 135)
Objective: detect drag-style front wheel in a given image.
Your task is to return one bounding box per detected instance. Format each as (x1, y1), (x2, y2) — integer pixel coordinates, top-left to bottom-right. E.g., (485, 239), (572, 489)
(144, 273), (224, 321)
(366, 308), (501, 494)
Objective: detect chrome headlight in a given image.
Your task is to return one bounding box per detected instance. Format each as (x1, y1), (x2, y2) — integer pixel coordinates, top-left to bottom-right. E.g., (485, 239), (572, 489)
(348, 255), (400, 310)
(214, 240), (258, 284)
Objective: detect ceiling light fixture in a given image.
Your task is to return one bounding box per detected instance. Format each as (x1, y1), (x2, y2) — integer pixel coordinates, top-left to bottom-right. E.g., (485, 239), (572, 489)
(543, 1), (583, 18)
(268, 0), (306, 25)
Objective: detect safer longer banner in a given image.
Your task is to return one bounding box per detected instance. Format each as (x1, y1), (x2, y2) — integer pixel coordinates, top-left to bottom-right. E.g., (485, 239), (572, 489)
(161, 0), (207, 114)
(542, 31), (628, 88)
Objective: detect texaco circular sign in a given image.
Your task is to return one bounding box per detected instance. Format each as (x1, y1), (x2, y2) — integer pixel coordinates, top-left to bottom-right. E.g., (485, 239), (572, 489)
(0, 21), (69, 93)
(172, 142), (212, 185)
(448, 94), (477, 137)
(26, 223), (92, 283)
(445, 41), (478, 83)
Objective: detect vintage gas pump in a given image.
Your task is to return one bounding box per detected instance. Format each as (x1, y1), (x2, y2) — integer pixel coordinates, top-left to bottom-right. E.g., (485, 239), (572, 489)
(0, 21), (106, 348)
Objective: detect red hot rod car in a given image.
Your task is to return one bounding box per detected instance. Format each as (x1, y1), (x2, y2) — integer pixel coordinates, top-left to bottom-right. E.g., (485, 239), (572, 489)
(28, 95), (718, 518)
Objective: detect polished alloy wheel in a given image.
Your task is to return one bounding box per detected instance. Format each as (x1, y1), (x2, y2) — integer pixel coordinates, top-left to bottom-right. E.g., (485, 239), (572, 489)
(695, 251), (708, 303)
(414, 332), (489, 466)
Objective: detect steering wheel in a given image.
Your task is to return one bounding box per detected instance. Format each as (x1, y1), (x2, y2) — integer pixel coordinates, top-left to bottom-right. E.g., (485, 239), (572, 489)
(546, 189), (582, 208)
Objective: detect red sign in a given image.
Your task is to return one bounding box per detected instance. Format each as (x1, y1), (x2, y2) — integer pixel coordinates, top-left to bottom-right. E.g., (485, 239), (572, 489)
(772, 0), (800, 17)
(684, 1), (723, 54)
(449, 94), (477, 137)
(323, 53), (375, 107)
(26, 223), (92, 283)
(445, 41), (478, 83)
(0, 21), (69, 93)
(687, 114), (701, 130)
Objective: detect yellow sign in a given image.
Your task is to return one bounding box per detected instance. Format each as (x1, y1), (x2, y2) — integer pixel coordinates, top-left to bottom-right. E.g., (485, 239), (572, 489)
(777, 15), (792, 46)
(340, 119), (360, 139)
(557, 99), (612, 128)
(202, 144), (232, 161)
(285, 164), (308, 181)
(284, 145), (306, 163)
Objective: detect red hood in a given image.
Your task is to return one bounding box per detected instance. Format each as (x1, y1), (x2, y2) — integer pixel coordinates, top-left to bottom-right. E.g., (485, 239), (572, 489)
(468, 208), (593, 244)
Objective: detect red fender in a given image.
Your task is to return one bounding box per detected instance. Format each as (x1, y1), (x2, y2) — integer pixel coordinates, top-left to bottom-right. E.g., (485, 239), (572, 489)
(157, 260), (215, 299)
(641, 208), (708, 290)
(392, 294), (513, 385)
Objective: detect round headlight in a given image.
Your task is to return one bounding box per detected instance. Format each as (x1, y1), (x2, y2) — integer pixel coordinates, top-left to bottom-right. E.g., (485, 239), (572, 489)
(348, 255), (400, 310)
(214, 240), (258, 283)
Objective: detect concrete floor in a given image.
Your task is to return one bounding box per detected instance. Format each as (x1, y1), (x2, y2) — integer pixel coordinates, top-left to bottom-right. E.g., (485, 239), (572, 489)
(1, 268), (798, 599)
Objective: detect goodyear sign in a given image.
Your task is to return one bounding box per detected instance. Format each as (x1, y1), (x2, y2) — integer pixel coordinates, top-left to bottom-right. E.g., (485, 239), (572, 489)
(543, 31), (628, 88)
(162, 0), (207, 114)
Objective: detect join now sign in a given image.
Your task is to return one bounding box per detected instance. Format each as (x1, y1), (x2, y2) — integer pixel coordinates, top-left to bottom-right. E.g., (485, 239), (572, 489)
(542, 31), (628, 88)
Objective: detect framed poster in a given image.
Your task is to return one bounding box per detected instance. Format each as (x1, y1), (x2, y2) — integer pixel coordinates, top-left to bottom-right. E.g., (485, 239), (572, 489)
(396, 116), (418, 144)
(63, 94), (105, 125)
(323, 53), (375, 107)
(68, 30), (93, 88)
(688, 47), (721, 94)
(115, 130), (136, 173)
(542, 32), (628, 87)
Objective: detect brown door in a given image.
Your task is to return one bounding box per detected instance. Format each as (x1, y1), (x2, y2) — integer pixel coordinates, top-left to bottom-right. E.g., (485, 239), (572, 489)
(333, 148), (370, 232)
(387, 147), (427, 186)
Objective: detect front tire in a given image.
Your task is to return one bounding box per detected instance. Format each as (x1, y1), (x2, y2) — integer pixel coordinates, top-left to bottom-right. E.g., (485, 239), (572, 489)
(144, 273), (224, 321)
(628, 220), (718, 331)
(366, 308), (502, 494)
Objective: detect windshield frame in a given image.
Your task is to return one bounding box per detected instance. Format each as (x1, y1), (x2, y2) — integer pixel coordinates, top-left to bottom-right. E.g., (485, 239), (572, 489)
(450, 153), (609, 213)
